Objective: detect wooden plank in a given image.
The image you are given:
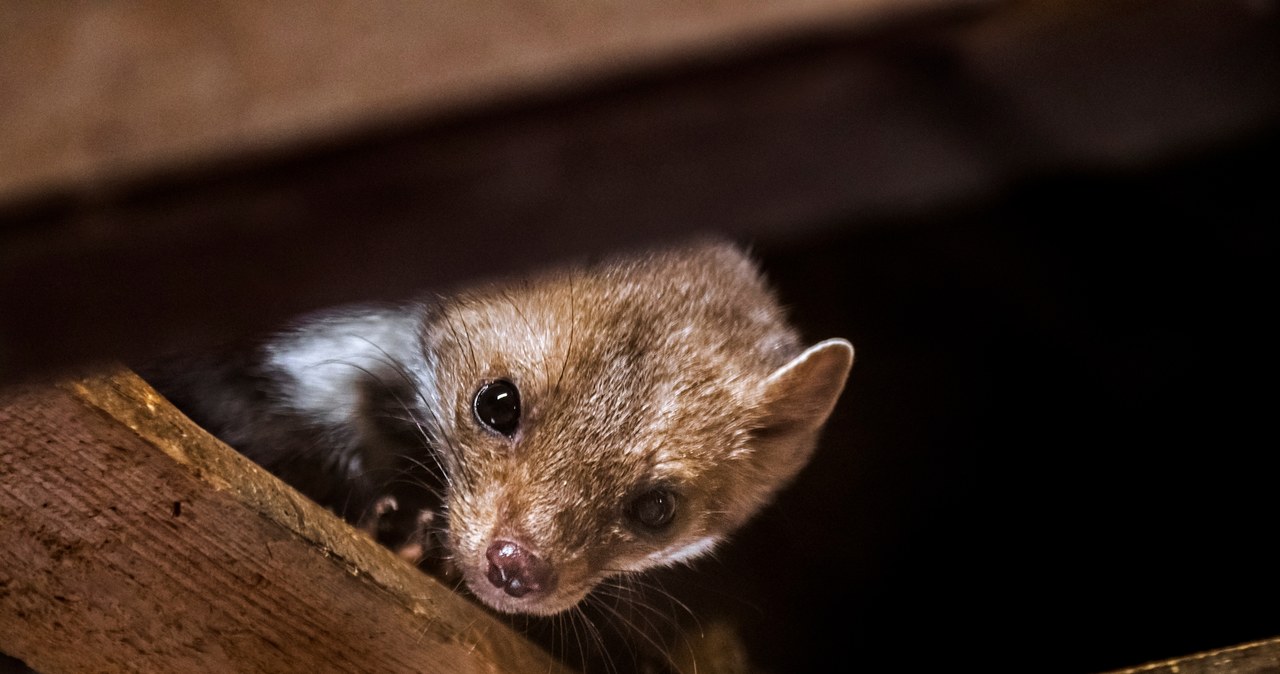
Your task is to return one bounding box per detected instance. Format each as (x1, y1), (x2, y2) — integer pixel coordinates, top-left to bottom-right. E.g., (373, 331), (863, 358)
(0, 369), (568, 673)
(1108, 637), (1280, 674)
(0, 0), (957, 203)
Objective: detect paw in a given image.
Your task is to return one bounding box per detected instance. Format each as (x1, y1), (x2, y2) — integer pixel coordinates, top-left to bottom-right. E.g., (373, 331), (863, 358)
(355, 494), (400, 536)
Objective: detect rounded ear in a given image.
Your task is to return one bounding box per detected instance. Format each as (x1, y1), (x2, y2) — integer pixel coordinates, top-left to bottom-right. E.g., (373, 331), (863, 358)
(759, 338), (855, 437)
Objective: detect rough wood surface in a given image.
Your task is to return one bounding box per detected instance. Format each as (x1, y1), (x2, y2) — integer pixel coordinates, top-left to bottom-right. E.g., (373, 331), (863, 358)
(1108, 637), (1280, 674)
(0, 369), (567, 673)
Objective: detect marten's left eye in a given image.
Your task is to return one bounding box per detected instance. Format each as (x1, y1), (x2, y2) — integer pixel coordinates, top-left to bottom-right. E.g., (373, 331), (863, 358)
(626, 487), (677, 531)
(473, 379), (520, 436)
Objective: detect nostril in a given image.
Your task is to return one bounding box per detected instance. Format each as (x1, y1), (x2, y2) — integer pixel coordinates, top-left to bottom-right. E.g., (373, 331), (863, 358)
(485, 541), (519, 590)
(485, 539), (556, 598)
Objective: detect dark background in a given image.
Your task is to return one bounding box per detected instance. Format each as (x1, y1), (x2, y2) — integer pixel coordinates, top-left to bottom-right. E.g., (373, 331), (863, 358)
(682, 131), (1280, 672)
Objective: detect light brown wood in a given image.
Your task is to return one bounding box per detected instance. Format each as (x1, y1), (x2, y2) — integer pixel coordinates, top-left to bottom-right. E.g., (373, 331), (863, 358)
(0, 369), (568, 673)
(0, 0), (954, 203)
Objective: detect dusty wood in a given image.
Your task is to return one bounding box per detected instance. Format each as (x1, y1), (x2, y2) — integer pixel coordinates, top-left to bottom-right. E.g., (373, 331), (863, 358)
(1107, 637), (1280, 674)
(0, 0), (956, 203)
(0, 369), (568, 674)
(1, 0), (1277, 382)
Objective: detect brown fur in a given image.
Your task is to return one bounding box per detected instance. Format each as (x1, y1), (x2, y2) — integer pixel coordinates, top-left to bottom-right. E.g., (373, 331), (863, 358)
(419, 242), (853, 615)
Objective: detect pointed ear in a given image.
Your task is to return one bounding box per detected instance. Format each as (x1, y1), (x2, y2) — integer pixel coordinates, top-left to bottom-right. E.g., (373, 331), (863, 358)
(760, 338), (854, 436)
(720, 339), (854, 529)
(746, 338), (854, 491)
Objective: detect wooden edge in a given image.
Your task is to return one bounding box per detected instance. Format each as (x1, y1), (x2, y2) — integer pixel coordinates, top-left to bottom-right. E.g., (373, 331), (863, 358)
(0, 368), (570, 673)
(1106, 637), (1280, 674)
(63, 370), (433, 609)
(0, 0), (963, 203)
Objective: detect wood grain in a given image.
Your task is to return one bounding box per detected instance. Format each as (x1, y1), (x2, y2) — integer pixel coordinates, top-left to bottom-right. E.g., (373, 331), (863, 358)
(0, 369), (567, 673)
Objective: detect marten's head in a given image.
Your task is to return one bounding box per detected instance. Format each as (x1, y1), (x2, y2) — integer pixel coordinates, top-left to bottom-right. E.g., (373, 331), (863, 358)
(415, 243), (853, 615)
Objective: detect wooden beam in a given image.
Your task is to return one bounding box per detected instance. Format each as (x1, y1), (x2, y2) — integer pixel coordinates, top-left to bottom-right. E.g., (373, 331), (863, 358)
(0, 0), (959, 203)
(0, 369), (567, 673)
(1107, 637), (1280, 674)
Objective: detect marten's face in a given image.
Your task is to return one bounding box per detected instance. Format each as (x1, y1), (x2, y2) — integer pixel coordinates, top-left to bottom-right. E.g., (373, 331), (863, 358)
(422, 295), (764, 614)
(413, 247), (852, 615)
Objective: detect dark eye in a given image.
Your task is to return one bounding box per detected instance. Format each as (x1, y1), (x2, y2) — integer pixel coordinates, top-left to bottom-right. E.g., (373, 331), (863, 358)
(473, 379), (521, 436)
(626, 487), (678, 531)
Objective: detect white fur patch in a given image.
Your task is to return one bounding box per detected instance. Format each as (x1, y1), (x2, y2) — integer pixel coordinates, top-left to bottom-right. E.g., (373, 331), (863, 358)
(266, 307), (426, 426)
(647, 535), (719, 566)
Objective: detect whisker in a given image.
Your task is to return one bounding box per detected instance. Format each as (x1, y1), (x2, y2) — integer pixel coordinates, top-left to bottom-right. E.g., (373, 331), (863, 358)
(586, 584), (681, 673)
(554, 275), (577, 395)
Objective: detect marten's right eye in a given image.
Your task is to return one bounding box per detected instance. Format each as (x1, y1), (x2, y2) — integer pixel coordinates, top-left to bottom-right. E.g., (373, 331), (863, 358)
(625, 487), (678, 532)
(473, 379), (521, 436)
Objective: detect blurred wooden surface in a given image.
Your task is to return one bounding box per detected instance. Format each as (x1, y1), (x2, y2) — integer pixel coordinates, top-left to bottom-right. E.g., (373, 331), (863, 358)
(2, 0), (1276, 382)
(0, 0), (959, 202)
(0, 370), (566, 673)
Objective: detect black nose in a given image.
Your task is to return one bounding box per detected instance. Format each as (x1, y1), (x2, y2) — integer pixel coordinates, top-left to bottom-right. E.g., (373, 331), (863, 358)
(485, 539), (556, 598)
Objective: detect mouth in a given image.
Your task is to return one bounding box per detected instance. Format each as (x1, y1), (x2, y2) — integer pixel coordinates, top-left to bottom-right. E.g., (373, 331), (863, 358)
(459, 561), (594, 616)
